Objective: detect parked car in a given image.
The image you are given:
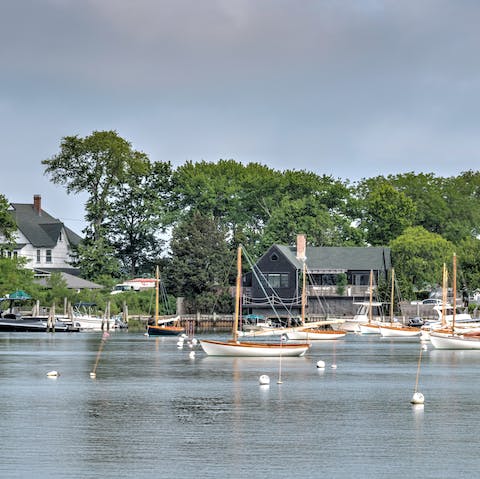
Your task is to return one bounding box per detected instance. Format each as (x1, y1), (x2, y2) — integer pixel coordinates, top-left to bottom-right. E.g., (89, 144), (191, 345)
(422, 298), (443, 305)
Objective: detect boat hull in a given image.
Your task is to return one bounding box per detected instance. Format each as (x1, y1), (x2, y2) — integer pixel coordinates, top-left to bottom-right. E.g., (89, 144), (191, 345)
(199, 339), (310, 357)
(379, 325), (421, 337)
(147, 325), (184, 336)
(430, 333), (480, 350)
(358, 323), (381, 334)
(0, 318), (78, 332)
(286, 329), (346, 340)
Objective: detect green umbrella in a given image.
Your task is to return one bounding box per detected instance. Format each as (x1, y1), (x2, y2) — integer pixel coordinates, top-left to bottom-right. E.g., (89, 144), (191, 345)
(8, 290), (32, 300)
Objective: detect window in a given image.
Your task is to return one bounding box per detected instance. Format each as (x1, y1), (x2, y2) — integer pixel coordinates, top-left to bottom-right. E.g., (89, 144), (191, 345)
(36, 249), (41, 263)
(270, 253), (279, 261)
(264, 273), (289, 288)
(46, 249), (52, 263)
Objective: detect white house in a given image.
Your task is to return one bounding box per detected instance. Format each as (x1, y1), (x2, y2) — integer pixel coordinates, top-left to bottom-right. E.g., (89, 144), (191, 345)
(1, 195), (101, 290)
(3, 194), (82, 273)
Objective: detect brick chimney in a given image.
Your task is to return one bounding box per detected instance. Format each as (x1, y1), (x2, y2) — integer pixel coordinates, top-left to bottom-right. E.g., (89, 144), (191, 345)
(296, 234), (306, 261)
(33, 194), (42, 215)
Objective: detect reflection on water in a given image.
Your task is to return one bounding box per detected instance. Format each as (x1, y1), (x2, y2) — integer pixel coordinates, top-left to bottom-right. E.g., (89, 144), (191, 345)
(0, 332), (479, 478)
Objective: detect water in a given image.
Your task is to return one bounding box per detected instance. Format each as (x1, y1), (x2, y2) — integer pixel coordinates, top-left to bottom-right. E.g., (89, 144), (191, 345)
(0, 332), (479, 479)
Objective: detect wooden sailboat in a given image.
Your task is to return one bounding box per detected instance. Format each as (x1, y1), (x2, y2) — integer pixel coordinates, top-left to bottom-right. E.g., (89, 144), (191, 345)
(200, 246), (311, 357)
(358, 270), (383, 334)
(430, 253), (480, 349)
(379, 268), (421, 337)
(286, 262), (346, 340)
(147, 266), (185, 336)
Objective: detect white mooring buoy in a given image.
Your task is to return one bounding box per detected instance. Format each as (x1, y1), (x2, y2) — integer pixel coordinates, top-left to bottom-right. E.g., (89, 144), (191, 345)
(411, 392), (425, 405)
(331, 364), (337, 369)
(90, 372), (96, 379)
(316, 360), (326, 369)
(189, 351), (195, 359)
(259, 374), (270, 385)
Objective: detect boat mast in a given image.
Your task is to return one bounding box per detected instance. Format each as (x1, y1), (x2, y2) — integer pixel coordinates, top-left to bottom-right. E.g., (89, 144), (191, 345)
(301, 261), (306, 325)
(441, 263), (448, 328)
(390, 268), (395, 323)
(232, 245), (242, 343)
(452, 253), (457, 331)
(368, 270), (373, 324)
(155, 265), (160, 326)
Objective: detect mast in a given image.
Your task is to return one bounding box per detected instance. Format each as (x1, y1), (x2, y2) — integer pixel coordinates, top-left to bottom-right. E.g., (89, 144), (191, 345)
(452, 253), (457, 331)
(441, 263), (448, 328)
(390, 268), (395, 323)
(368, 270), (373, 324)
(301, 261), (307, 325)
(232, 245), (242, 343)
(155, 265), (160, 326)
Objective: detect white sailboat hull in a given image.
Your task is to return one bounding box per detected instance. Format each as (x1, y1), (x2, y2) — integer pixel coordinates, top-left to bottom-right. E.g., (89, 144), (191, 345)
(430, 333), (480, 350)
(286, 329), (346, 340)
(358, 323), (381, 334)
(73, 316), (117, 331)
(379, 325), (421, 337)
(199, 339), (310, 357)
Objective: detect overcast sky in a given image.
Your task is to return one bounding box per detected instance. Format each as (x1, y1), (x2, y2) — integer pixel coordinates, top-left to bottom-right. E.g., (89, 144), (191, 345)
(2, 0), (479, 233)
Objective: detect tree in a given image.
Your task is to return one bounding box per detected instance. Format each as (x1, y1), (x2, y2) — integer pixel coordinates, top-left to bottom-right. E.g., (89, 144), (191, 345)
(166, 211), (233, 313)
(106, 160), (173, 276)
(43, 130), (150, 241)
(0, 193), (16, 247)
(390, 226), (454, 299)
(357, 181), (416, 246)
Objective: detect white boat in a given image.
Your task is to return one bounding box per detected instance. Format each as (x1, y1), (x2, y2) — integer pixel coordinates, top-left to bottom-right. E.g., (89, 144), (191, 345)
(357, 270), (385, 334)
(430, 254), (480, 350)
(378, 268), (421, 337)
(199, 246), (311, 357)
(285, 262), (346, 341)
(72, 303), (117, 331)
(286, 328), (346, 340)
(200, 339), (309, 356)
(430, 331), (480, 350)
(379, 324), (421, 337)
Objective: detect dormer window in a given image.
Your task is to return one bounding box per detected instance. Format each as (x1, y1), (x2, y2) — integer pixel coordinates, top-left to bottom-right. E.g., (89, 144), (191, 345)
(270, 253), (279, 261)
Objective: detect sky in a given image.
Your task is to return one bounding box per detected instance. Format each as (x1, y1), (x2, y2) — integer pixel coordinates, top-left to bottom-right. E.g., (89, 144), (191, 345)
(2, 0), (480, 234)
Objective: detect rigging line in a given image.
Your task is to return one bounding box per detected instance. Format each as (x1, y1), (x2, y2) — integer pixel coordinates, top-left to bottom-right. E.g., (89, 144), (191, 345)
(242, 247), (292, 320)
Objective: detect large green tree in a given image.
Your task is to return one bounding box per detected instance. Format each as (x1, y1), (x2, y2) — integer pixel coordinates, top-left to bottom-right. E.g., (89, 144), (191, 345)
(356, 180), (416, 246)
(0, 193), (16, 247)
(166, 211), (233, 313)
(390, 226), (454, 299)
(43, 130), (150, 241)
(106, 160), (173, 276)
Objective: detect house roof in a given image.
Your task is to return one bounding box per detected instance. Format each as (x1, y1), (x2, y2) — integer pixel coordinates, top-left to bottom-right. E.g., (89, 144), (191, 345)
(10, 203), (82, 248)
(275, 245), (391, 272)
(34, 270), (103, 290)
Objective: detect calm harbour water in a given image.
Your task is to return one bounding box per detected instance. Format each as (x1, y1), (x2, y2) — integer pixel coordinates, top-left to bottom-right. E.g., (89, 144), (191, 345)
(0, 331), (479, 479)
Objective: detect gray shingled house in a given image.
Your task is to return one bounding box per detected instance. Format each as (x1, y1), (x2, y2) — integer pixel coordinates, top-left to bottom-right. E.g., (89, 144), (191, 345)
(242, 235), (391, 323)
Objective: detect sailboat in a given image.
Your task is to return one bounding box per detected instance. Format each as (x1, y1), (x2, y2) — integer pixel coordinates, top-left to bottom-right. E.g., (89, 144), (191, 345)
(430, 253), (480, 350)
(286, 262), (346, 340)
(199, 246), (311, 357)
(379, 268), (421, 338)
(358, 270), (384, 334)
(147, 266), (185, 336)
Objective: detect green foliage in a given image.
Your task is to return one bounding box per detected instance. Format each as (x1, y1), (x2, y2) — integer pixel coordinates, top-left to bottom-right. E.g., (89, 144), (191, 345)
(336, 273), (347, 296)
(106, 160), (172, 276)
(0, 258), (37, 298)
(457, 237), (480, 294)
(390, 226), (454, 299)
(0, 194), (16, 246)
(166, 211), (233, 312)
(74, 237), (121, 281)
(357, 181), (416, 245)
